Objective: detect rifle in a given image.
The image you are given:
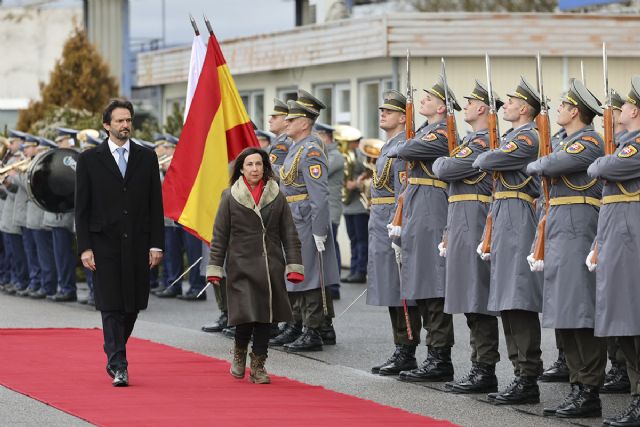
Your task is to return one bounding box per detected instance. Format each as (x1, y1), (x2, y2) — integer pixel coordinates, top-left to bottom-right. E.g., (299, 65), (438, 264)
(602, 43), (615, 155)
(441, 58), (458, 154)
(390, 49), (414, 341)
(531, 52), (552, 263)
(479, 54), (500, 254)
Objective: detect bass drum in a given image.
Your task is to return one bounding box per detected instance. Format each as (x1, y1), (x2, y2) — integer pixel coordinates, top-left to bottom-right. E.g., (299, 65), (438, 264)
(27, 148), (78, 213)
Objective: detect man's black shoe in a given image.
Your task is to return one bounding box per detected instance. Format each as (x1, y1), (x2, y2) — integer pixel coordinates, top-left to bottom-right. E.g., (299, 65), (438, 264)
(155, 287), (181, 298)
(555, 384), (602, 418)
(603, 364), (631, 394)
(319, 320), (336, 345)
(449, 362), (498, 394)
(284, 328), (323, 352)
(201, 312), (228, 333)
(47, 292), (78, 302)
(3, 284), (16, 295)
(398, 347), (453, 382)
(222, 326), (236, 338)
(492, 376), (540, 405)
(177, 289), (207, 301)
(269, 322), (282, 338)
(106, 366), (116, 379)
(343, 272), (366, 283)
(605, 394), (640, 426)
(112, 369), (128, 387)
(372, 346), (403, 374)
(269, 323), (302, 347)
(378, 345), (417, 376)
(29, 289), (49, 299)
(16, 287), (33, 297)
(543, 383), (581, 416)
(151, 285), (167, 296)
(539, 350), (570, 382)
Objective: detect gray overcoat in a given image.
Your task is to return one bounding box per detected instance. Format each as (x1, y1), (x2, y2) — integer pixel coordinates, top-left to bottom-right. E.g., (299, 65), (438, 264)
(527, 125), (603, 328)
(473, 121), (543, 312)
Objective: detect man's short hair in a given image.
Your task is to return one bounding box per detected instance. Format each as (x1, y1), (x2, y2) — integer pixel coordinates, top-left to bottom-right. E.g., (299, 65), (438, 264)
(102, 98), (134, 124)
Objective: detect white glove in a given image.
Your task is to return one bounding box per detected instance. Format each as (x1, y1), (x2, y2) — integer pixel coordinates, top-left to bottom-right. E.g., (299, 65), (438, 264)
(437, 242), (447, 258)
(387, 223), (402, 239)
(477, 242), (491, 261)
(313, 234), (326, 252)
(527, 253), (544, 272)
(391, 242), (402, 264)
(586, 250), (597, 272)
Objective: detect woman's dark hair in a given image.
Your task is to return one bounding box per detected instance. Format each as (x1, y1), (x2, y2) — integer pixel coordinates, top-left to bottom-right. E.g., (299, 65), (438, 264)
(230, 147), (274, 185)
(102, 98), (135, 124)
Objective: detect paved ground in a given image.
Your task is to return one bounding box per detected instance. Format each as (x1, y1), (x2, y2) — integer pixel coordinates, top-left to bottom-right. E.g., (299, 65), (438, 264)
(0, 278), (630, 427)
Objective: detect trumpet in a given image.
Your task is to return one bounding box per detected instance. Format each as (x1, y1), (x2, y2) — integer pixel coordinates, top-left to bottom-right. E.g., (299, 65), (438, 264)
(333, 125), (362, 204)
(0, 157), (32, 180)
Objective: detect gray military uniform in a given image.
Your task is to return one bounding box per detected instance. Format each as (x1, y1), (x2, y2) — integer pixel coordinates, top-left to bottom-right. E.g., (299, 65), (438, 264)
(342, 150), (369, 215)
(268, 133), (291, 177)
(279, 135), (340, 293)
(326, 143), (344, 225)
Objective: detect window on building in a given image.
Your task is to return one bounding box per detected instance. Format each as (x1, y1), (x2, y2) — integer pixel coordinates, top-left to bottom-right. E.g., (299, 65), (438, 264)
(240, 90), (265, 129)
(359, 78), (392, 139)
(313, 82), (351, 125)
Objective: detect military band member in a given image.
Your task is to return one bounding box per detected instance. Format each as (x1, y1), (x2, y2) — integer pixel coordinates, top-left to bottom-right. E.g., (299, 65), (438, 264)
(389, 78), (459, 383)
(315, 122), (344, 300)
(432, 80), (502, 393)
(276, 91), (339, 352)
(255, 130), (273, 151)
(587, 76), (640, 427)
(527, 79), (606, 418)
(267, 98), (291, 177)
(473, 77), (544, 405)
(367, 90), (421, 376)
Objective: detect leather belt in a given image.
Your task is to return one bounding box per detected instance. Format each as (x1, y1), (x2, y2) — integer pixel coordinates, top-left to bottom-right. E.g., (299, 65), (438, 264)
(448, 194), (492, 204)
(286, 194), (309, 203)
(370, 197), (396, 205)
(493, 191), (535, 204)
(407, 177), (447, 189)
(602, 194), (640, 204)
(549, 196), (601, 207)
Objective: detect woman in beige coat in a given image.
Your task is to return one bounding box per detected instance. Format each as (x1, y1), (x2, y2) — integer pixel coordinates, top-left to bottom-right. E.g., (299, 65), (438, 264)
(207, 147), (304, 384)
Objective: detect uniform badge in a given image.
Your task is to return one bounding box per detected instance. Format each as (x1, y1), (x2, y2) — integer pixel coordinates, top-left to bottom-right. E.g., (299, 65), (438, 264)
(472, 138), (487, 149)
(581, 136), (600, 146)
(275, 144), (287, 151)
(565, 142), (585, 154)
(308, 164), (322, 179)
(501, 141), (518, 153)
(422, 133), (438, 142)
(436, 129), (448, 138)
(517, 134), (534, 146)
(269, 153), (277, 164)
(618, 145), (638, 158)
(455, 147), (473, 158)
(307, 150), (322, 157)
(399, 171), (407, 185)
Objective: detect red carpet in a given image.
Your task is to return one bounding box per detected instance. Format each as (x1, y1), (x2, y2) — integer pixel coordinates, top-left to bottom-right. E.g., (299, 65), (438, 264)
(0, 328), (456, 427)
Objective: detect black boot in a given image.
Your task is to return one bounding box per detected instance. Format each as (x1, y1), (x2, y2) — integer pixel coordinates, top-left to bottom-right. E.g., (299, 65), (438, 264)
(493, 376), (540, 405)
(378, 345), (418, 376)
(269, 322), (302, 347)
(201, 312), (228, 333)
(543, 383), (581, 416)
(604, 394), (640, 427)
(372, 346), (402, 374)
(539, 351), (569, 382)
(269, 323), (281, 339)
(398, 347), (454, 382)
(555, 384), (602, 418)
(284, 328), (323, 352)
(319, 319), (336, 345)
(603, 363), (631, 394)
(222, 326), (236, 338)
(449, 362), (498, 394)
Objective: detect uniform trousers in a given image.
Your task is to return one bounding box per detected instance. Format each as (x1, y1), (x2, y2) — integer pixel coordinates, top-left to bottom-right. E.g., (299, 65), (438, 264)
(501, 309), (542, 377)
(608, 338), (627, 366)
(32, 229), (57, 295)
(466, 313), (500, 365)
(51, 227), (76, 295)
(389, 305), (421, 346)
(331, 222), (341, 279)
(416, 298), (454, 348)
(21, 227), (41, 291)
(618, 336), (640, 395)
(288, 292), (302, 324)
(101, 311), (138, 370)
(7, 232), (28, 288)
(291, 288), (335, 329)
(557, 328), (607, 386)
(0, 232), (11, 284)
(163, 226), (184, 286)
(182, 229), (205, 292)
(344, 213), (369, 275)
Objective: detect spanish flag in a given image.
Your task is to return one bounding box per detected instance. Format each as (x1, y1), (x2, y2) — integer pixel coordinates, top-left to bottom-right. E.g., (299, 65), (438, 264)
(162, 33), (259, 243)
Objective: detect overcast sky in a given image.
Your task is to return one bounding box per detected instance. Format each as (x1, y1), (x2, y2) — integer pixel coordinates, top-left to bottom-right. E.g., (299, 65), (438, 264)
(4, 0), (296, 46)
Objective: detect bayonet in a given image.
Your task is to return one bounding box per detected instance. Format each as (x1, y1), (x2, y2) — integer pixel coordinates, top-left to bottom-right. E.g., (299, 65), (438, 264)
(189, 13), (200, 36)
(203, 14), (214, 36)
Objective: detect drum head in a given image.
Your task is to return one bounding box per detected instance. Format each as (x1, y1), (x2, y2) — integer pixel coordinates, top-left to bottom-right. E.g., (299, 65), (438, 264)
(27, 148), (78, 213)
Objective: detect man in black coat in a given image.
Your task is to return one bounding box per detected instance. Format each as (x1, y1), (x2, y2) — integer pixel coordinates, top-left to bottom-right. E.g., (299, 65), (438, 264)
(75, 99), (164, 387)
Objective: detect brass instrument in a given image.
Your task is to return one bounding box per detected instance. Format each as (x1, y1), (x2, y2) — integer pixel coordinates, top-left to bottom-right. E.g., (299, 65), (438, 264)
(76, 129), (100, 149)
(333, 125), (362, 204)
(357, 138), (384, 209)
(158, 154), (173, 166)
(0, 137), (9, 163)
(0, 157), (32, 180)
